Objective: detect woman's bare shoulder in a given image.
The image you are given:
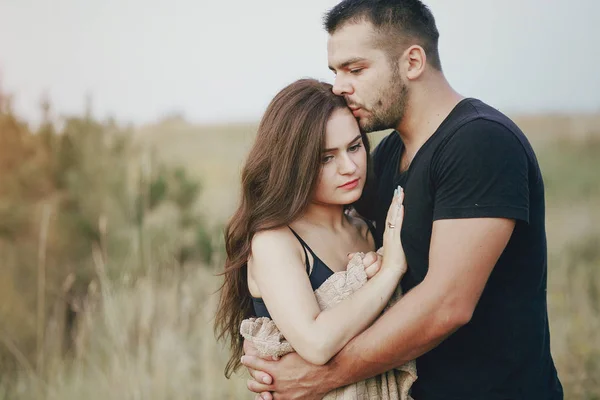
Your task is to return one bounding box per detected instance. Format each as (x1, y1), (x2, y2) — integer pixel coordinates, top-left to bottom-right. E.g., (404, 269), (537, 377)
(247, 226), (306, 297)
(249, 226), (303, 267)
(252, 226), (295, 250)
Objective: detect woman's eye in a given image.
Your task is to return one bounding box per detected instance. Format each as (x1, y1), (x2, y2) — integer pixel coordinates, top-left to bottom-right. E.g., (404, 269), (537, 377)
(322, 155), (334, 164)
(350, 68), (363, 74)
(349, 143), (362, 152)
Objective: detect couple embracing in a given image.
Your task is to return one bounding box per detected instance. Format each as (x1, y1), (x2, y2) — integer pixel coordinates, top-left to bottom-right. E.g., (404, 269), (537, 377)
(215, 1), (563, 399)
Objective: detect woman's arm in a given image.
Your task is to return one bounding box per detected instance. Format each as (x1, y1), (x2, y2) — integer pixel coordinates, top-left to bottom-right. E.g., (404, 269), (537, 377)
(249, 189), (406, 366)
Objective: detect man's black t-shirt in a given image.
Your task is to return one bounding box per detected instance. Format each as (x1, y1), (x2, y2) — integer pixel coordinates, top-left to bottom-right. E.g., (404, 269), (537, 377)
(355, 98), (563, 399)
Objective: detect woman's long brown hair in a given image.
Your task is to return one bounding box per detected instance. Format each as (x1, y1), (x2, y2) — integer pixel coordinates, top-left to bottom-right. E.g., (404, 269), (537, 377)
(213, 79), (371, 377)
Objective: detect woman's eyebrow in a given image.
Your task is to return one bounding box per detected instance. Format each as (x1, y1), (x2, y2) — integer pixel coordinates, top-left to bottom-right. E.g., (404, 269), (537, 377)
(322, 134), (362, 152)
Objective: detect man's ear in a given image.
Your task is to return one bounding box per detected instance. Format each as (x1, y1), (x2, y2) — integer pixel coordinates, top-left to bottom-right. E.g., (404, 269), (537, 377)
(403, 45), (427, 80)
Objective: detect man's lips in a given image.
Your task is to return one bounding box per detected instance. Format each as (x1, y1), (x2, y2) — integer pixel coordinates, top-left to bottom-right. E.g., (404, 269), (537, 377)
(349, 106), (362, 117)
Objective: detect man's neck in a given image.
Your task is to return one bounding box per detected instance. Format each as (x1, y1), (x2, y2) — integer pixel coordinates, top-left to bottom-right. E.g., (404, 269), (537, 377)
(396, 76), (464, 156)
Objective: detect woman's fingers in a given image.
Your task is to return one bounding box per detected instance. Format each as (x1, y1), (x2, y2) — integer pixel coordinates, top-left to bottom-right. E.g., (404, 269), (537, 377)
(395, 189), (405, 232)
(382, 186), (406, 269)
(364, 261), (381, 279)
(384, 186), (403, 238)
(397, 188), (404, 217)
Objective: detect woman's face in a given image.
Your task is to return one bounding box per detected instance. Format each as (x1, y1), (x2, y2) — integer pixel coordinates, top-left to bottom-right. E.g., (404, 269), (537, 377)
(313, 108), (367, 206)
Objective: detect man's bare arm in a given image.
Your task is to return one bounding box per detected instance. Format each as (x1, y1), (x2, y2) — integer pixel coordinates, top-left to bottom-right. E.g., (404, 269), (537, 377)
(322, 217), (515, 389)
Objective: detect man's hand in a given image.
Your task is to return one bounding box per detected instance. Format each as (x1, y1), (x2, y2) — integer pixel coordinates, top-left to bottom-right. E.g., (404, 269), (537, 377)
(243, 339), (275, 395)
(348, 251), (382, 279)
(241, 350), (331, 400)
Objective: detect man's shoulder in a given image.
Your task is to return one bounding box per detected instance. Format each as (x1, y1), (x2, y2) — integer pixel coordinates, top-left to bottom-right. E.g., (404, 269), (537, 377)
(451, 98), (527, 138)
(433, 98), (532, 155)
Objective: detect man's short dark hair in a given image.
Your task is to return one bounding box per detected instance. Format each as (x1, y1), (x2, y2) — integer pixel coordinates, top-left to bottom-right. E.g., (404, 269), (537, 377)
(324, 0), (442, 71)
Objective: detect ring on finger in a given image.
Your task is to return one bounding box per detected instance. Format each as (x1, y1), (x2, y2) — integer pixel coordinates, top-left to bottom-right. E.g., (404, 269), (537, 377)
(387, 221), (396, 229)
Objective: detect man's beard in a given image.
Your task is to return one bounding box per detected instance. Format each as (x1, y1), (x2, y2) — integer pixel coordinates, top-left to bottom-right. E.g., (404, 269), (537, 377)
(359, 70), (408, 133)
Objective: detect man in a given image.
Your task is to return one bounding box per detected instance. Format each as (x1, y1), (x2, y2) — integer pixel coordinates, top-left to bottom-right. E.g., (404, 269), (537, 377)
(242, 1), (564, 399)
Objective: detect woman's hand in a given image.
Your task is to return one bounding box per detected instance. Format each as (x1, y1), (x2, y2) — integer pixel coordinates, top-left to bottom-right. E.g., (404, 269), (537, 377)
(361, 251), (383, 280)
(381, 186), (407, 276)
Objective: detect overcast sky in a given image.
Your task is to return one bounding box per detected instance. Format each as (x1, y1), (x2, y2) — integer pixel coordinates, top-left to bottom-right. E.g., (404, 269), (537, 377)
(1, 0), (599, 125)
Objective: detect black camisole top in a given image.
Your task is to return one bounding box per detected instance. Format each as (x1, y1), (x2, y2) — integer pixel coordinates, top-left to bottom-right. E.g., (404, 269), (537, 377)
(251, 221), (378, 319)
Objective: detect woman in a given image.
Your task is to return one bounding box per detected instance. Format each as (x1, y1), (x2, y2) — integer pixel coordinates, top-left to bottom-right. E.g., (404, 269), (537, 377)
(214, 79), (411, 394)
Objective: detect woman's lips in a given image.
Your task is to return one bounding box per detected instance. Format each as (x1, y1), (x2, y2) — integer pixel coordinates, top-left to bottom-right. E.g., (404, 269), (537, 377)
(339, 178), (359, 190)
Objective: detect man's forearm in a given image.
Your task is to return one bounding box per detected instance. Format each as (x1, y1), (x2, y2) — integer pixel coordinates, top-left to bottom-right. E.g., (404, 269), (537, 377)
(323, 280), (465, 389)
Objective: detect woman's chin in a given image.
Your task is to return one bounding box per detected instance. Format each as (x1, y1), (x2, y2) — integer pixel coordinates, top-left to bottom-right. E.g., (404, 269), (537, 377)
(338, 191), (363, 205)
(315, 186), (365, 206)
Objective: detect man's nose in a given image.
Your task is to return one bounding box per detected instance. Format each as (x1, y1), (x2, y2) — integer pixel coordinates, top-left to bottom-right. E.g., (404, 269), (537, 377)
(332, 76), (353, 96)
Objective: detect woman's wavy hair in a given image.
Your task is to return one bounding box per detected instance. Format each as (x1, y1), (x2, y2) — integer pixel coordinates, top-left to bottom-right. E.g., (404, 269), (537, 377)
(214, 78), (372, 377)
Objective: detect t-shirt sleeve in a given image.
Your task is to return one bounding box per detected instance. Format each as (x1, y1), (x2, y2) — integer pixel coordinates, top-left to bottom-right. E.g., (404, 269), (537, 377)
(431, 119), (530, 223)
